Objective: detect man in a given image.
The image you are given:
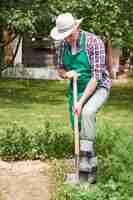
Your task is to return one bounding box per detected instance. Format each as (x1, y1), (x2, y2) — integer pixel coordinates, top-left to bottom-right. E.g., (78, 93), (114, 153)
(51, 13), (112, 183)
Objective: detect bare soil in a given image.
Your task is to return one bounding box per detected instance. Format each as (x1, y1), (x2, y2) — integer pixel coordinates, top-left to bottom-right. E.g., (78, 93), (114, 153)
(0, 160), (54, 200)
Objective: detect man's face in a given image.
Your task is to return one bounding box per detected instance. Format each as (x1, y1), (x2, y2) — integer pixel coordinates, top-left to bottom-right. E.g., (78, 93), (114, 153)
(64, 27), (80, 45)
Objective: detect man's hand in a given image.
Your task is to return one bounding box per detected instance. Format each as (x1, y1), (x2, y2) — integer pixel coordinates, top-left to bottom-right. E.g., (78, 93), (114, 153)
(74, 101), (83, 117)
(66, 70), (80, 79)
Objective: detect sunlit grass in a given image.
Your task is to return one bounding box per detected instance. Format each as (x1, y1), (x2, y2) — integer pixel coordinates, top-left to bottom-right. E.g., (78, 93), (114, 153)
(0, 78), (133, 133)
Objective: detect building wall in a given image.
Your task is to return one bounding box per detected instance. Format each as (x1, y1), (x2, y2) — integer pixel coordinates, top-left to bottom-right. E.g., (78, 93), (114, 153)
(2, 33), (61, 80)
(22, 33), (57, 68)
(12, 36), (22, 65)
(2, 65), (62, 80)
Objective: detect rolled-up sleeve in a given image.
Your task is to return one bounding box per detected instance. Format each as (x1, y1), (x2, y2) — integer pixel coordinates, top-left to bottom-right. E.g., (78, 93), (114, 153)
(88, 37), (105, 81)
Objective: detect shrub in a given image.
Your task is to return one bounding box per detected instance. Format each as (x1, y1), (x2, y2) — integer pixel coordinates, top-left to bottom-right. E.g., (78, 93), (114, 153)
(0, 124), (32, 160)
(31, 122), (73, 160)
(0, 122), (73, 161)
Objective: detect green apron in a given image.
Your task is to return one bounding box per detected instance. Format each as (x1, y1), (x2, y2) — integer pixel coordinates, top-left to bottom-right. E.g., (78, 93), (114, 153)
(63, 33), (92, 129)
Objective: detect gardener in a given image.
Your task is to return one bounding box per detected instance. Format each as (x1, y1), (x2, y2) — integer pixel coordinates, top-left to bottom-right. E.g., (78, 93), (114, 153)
(50, 13), (112, 183)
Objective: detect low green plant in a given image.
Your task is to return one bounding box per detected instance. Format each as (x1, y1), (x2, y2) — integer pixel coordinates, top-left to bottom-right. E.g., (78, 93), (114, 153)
(0, 123), (32, 160)
(0, 122), (73, 161)
(32, 121), (73, 160)
(53, 124), (133, 200)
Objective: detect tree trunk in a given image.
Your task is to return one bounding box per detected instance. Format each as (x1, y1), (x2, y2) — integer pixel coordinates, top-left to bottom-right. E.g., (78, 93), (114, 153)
(3, 29), (13, 65)
(106, 40), (113, 77)
(0, 28), (4, 78)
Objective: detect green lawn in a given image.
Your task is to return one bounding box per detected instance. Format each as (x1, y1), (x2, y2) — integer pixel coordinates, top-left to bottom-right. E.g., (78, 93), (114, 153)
(98, 80), (133, 132)
(0, 80), (133, 131)
(0, 79), (68, 131)
(0, 78), (133, 133)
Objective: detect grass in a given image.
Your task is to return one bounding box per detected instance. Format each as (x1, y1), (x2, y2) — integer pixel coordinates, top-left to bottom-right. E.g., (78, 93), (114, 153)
(0, 79), (69, 131)
(0, 78), (133, 199)
(0, 78), (133, 132)
(97, 80), (133, 132)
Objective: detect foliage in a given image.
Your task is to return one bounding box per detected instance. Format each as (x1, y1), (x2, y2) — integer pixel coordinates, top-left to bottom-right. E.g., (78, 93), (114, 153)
(53, 124), (133, 200)
(0, 0), (53, 34)
(0, 0), (132, 48)
(0, 122), (73, 160)
(0, 0), (35, 33)
(0, 123), (32, 160)
(50, 0), (133, 49)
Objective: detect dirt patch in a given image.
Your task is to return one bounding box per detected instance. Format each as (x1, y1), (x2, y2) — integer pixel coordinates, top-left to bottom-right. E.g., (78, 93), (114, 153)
(0, 160), (54, 200)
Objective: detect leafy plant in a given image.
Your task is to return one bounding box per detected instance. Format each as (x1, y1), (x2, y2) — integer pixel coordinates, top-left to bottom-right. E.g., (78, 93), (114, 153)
(53, 124), (133, 200)
(0, 122), (73, 160)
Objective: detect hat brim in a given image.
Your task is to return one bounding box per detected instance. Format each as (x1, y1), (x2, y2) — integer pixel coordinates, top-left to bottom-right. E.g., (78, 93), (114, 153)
(50, 19), (83, 41)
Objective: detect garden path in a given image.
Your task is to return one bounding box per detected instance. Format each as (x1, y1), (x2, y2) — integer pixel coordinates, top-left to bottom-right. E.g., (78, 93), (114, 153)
(0, 160), (54, 200)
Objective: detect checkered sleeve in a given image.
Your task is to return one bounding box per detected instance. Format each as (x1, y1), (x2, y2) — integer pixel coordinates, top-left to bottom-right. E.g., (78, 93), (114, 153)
(88, 37), (105, 80)
(57, 41), (65, 69)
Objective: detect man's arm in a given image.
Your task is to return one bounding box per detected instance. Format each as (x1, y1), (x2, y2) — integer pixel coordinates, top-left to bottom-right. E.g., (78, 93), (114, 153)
(78, 78), (97, 106)
(78, 37), (105, 107)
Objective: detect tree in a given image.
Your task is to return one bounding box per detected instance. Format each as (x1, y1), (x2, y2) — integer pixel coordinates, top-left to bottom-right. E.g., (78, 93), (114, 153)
(0, 0), (132, 45)
(0, 0), (53, 76)
(0, 0), (132, 73)
(50, 0), (132, 49)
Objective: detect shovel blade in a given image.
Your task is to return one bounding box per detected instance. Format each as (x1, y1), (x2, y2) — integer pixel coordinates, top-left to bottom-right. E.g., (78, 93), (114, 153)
(66, 172), (80, 185)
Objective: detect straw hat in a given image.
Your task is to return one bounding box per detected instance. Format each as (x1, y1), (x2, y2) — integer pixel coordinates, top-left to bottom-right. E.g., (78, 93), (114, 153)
(50, 13), (83, 41)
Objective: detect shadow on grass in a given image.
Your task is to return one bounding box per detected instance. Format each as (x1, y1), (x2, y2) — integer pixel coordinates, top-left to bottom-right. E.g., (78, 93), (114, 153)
(0, 79), (133, 111)
(106, 83), (133, 111)
(0, 79), (67, 107)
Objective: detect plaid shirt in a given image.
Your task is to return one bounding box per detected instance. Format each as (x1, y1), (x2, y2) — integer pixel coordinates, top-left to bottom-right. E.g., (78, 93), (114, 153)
(57, 30), (112, 89)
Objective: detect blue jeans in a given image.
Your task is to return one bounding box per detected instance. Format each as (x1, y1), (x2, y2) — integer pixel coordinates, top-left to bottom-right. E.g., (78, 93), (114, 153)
(80, 87), (109, 142)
